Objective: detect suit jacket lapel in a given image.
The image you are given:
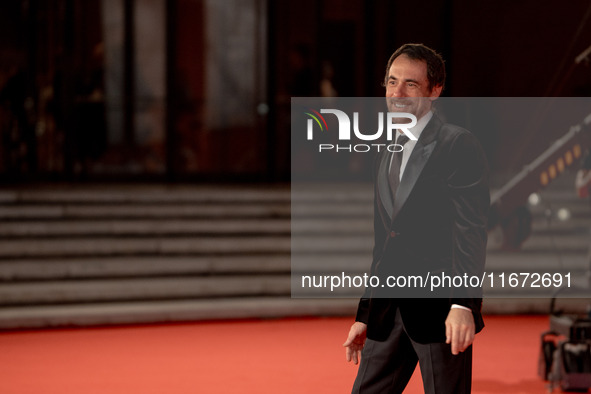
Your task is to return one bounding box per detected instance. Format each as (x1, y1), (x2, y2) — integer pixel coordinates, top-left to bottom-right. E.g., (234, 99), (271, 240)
(390, 115), (442, 223)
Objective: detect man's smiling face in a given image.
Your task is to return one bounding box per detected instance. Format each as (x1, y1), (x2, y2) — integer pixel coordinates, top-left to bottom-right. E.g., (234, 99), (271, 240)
(385, 54), (442, 121)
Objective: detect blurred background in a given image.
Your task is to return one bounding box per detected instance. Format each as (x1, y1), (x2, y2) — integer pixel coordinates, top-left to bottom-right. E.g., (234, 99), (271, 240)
(0, 0), (590, 182)
(0, 0), (591, 331)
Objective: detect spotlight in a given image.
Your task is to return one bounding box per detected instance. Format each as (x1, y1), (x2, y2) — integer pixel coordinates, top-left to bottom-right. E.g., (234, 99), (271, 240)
(528, 193), (541, 206)
(557, 208), (571, 221)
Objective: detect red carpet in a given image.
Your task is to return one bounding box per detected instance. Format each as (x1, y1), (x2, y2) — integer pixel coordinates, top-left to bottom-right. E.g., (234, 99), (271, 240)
(0, 315), (551, 393)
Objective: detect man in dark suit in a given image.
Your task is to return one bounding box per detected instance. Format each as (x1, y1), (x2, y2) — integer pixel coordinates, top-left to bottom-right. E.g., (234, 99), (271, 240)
(343, 43), (489, 393)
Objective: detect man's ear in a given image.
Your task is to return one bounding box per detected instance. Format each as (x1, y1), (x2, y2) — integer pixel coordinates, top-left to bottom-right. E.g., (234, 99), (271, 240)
(429, 84), (443, 100)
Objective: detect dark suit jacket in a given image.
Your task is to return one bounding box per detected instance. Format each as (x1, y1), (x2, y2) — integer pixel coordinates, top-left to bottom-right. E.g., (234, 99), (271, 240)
(355, 114), (490, 344)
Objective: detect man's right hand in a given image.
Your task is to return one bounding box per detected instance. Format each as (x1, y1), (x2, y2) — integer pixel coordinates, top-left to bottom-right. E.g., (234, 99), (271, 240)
(343, 321), (367, 365)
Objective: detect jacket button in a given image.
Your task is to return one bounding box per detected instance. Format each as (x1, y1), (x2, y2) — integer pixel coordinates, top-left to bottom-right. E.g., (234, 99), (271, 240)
(390, 231), (397, 238)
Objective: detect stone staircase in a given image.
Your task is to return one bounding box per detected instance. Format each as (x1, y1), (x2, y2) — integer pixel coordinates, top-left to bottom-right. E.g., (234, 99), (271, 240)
(0, 185), (357, 330)
(0, 173), (589, 330)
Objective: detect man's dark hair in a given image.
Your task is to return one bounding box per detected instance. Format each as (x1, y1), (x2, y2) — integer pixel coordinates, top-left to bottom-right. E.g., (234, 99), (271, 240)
(383, 43), (446, 91)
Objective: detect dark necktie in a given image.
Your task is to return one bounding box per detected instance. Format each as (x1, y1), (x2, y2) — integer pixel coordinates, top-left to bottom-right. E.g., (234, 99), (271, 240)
(388, 134), (410, 202)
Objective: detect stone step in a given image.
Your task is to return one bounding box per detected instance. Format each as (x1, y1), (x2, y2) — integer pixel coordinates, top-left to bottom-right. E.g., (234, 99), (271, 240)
(0, 275), (291, 306)
(3, 254), (413, 282)
(1, 191), (585, 222)
(0, 218), (388, 237)
(0, 237), (291, 258)
(0, 219), (292, 237)
(518, 234), (590, 253)
(0, 202), (379, 221)
(531, 222), (591, 237)
(1, 245), (581, 284)
(0, 255), (291, 281)
(0, 203), (382, 221)
(485, 251), (589, 271)
(0, 297), (359, 330)
(0, 207), (586, 238)
(0, 203), (291, 220)
(0, 186), (290, 204)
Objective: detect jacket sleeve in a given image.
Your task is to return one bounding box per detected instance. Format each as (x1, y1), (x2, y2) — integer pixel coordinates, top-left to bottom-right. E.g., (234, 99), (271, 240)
(445, 130), (490, 311)
(355, 298), (370, 324)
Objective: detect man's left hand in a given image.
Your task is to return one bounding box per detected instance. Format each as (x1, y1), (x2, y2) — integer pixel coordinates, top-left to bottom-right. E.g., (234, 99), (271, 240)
(445, 308), (475, 355)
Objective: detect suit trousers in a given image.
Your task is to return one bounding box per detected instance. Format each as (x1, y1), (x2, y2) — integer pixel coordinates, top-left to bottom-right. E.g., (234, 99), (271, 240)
(352, 308), (472, 394)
